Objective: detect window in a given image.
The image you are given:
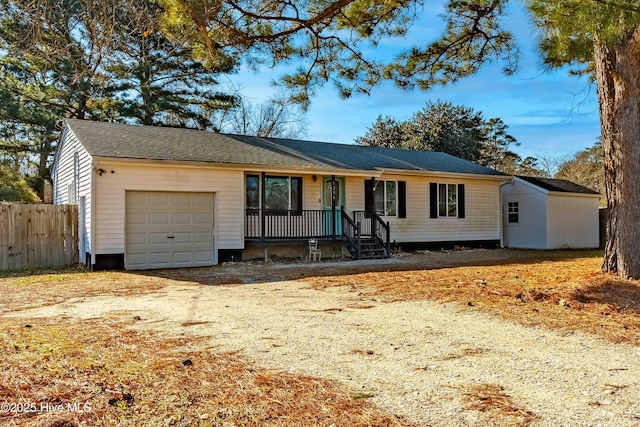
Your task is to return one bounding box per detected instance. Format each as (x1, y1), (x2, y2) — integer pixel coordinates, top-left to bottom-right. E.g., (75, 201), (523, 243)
(245, 175), (260, 214)
(324, 179), (340, 207)
(438, 183), (457, 218)
(430, 183), (465, 219)
(508, 202), (519, 223)
(365, 179), (406, 218)
(374, 180), (397, 216)
(245, 174), (302, 215)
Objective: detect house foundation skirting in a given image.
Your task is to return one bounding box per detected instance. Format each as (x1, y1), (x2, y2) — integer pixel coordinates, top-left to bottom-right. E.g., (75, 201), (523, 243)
(92, 253), (125, 271)
(393, 240), (500, 253)
(243, 239), (344, 261)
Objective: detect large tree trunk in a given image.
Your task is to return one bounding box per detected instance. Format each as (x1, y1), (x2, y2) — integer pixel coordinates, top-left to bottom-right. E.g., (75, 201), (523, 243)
(594, 30), (640, 279)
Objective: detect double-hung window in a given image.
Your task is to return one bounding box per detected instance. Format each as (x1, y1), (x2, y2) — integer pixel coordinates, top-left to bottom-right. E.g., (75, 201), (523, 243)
(365, 179), (406, 218)
(245, 174), (302, 215)
(508, 202), (519, 223)
(430, 183), (465, 219)
(374, 180), (397, 217)
(438, 183), (458, 217)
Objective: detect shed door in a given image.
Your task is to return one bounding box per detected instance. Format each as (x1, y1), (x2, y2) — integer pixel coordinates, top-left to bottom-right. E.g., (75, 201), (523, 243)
(125, 191), (215, 270)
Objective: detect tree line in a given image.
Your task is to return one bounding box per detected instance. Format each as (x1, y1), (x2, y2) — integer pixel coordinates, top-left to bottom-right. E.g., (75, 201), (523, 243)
(0, 0), (305, 201)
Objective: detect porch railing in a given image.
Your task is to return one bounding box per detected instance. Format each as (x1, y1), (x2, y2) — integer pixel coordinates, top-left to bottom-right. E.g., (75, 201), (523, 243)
(245, 209), (338, 239)
(353, 210), (391, 254)
(244, 208), (390, 259)
(341, 206), (361, 259)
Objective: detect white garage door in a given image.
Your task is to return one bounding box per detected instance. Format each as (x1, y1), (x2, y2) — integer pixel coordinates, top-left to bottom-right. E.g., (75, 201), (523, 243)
(125, 191), (215, 270)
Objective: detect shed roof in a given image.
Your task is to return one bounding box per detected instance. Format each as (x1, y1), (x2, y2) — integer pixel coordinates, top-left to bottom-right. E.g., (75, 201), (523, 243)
(63, 119), (505, 177)
(517, 176), (600, 195)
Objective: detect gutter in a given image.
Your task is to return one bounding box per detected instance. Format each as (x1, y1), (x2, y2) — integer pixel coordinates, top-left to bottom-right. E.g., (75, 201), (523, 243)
(375, 167), (509, 181)
(90, 156), (382, 178)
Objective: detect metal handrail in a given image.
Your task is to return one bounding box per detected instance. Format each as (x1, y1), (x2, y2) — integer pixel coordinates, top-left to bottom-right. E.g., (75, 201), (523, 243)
(340, 206), (361, 259)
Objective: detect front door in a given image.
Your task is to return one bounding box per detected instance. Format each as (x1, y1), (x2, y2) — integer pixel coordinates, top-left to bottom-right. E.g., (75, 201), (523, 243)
(322, 176), (344, 236)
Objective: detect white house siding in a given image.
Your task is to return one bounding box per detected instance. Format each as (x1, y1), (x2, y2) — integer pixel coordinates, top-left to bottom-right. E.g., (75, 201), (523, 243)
(343, 176), (365, 216)
(547, 194), (600, 249)
(303, 175), (322, 209)
(93, 161), (244, 256)
(342, 174), (502, 244)
(502, 185), (548, 249)
(52, 128), (93, 259)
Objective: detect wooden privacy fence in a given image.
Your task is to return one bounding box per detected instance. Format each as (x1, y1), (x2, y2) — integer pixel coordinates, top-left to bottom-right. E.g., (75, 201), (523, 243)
(0, 203), (78, 270)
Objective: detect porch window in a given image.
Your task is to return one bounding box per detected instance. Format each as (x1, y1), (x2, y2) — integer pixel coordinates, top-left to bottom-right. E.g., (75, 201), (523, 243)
(374, 180), (397, 217)
(246, 175), (260, 214)
(508, 202), (519, 223)
(245, 174), (302, 215)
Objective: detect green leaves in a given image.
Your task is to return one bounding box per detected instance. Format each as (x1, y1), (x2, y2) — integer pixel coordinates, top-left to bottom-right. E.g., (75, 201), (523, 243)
(386, 0), (517, 90)
(0, 0), (238, 198)
(355, 100), (531, 173)
(528, 0), (640, 70)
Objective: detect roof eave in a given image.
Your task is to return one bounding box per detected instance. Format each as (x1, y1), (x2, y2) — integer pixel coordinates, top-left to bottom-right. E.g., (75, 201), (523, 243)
(547, 190), (602, 198)
(91, 155), (382, 177)
(376, 167), (508, 181)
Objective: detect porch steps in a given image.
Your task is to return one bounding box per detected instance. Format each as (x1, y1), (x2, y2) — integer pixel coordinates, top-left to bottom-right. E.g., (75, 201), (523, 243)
(358, 238), (388, 260)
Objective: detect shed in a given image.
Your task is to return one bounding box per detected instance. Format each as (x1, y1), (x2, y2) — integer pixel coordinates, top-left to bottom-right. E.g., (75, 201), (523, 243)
(501, 176), (601, 249)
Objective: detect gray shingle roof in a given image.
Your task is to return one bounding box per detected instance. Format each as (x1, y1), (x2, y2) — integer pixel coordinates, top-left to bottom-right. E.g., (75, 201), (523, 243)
(517, 176), (600, 194)
(64, 119), (505, 176)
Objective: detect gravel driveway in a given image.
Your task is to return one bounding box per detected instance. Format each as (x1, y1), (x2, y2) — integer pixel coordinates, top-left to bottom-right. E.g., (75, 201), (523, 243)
(9, 260), (640, 426)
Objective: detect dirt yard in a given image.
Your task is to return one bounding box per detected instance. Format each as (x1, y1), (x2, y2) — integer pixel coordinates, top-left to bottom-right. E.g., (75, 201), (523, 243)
(3, 249), (640, 426)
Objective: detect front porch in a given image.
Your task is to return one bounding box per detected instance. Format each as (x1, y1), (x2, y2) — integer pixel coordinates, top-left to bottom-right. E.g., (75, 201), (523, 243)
(244, 208), (391, 260)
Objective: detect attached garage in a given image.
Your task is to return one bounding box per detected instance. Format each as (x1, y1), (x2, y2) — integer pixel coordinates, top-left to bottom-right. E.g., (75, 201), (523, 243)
(125, 191), (216, 270)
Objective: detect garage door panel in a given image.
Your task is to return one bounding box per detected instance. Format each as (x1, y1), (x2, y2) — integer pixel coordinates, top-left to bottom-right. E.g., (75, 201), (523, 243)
(172, 252), (193, 264)
(126, 191), (215, 270)
(193, 193), (213, 204)
(149, 193), (170, 205)
(128, 213), (146, 225)
(173, 233), (193, 244)
(127, 233), (147, 246)
(172, 213), (193, 224)
(127, 192), (146, 206)
(149, 232), (171, 245)
(195, 213), (214, 224)
(172, 193), (192, 205)
(150, 251), (171, 264)
(194, 232), (213, 243)
(150, 213), (170, 225)
(194, 251), (214, 262)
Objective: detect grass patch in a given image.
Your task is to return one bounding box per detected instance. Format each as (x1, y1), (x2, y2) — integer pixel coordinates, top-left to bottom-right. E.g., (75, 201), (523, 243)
(0, 316), (413, 427)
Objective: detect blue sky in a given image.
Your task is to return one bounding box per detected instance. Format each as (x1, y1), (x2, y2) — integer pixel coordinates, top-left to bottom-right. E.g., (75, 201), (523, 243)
(228, 1), (601, 161)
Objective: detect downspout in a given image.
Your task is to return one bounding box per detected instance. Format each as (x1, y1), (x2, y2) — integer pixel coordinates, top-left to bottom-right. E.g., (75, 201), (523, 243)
(499, 177), (515, 248)
(90, 159), (97, 269)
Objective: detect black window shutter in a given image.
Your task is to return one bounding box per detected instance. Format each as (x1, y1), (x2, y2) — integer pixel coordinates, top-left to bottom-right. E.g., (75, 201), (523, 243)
(398, 181), (406, 218)
(429, 183), (437, 218)
(365, 179), (374, 216)
(458, 184), (465, 218)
